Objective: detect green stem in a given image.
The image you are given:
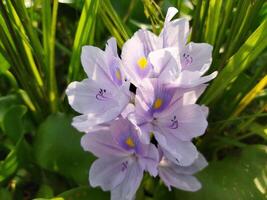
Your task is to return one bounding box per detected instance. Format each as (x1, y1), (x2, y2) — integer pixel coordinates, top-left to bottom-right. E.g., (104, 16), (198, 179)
(48, 0), (59, 112)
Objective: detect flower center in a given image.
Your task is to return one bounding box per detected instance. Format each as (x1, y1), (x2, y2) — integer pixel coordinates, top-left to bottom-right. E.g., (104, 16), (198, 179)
(115, 69), (122, 80)
(137, 57), (148, 70)
(125, 137), (135, 148)
(153, 98), (163, 109)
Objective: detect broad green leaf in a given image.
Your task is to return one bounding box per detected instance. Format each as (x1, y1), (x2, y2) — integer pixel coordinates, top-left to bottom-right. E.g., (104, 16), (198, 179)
(174, 145), (267, 200)
(33, 113), (95, 184)
(35, 184), (54, 199)
(2, 105), (27, 142)
(0, 94), (20, 123)
(202, 18), (267, 105)
(58, 186), (109, 200)
(0, 188), (12, 200)
(34, 187), (109, 200)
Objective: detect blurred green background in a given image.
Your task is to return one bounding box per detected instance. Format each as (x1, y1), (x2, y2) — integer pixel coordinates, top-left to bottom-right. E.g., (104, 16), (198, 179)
(0, 0), (266, 199)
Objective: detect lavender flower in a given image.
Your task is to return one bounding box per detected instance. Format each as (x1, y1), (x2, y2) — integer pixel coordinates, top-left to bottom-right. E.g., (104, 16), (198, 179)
(66, 38), (130, 132)
(121, 7), (217, 88)
(81, 118), (159, 200)
(127, 78), (207, 166)
(158, 151), (208, 191)
(66, 6), (217, 199)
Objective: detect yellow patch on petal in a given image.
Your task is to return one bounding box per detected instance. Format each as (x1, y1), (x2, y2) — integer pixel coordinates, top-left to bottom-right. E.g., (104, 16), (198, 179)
(153, 98), (163, 109)
(115, 69), (121, 80)
(137, 57), (148, 70)
(125, 137), (135, 148)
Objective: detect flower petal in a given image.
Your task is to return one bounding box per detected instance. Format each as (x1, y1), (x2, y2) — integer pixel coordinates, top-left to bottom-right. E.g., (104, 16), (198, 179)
(89, 157), (129, 191)
(176, 70), (218, 88)
(165, 7), (178, 22)
(159, 169), (201, 191)
(105, 37), (118, 57)
(66, 78), (117, 114)
(172, 153), (208, 175)
(139, 143), (159, 177)
(148, 48), (181, 81)
(160, 18), (189, 49)
(121, 30), (160, 85)
(157, 104), (208, 141)
(155, 132), (198, 166)
(81, 128), (128, 157)
(111, 161), (143, 200)
(181, 42), (213, 72)
(81, 46), (111, 81)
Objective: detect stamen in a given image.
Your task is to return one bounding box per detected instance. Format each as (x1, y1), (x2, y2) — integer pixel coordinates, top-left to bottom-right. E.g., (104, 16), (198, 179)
(137, 57), (148, 70)
(153, 98), (163, 109)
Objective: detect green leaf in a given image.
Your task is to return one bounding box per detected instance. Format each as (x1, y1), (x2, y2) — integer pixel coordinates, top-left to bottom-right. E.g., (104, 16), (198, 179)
(58, 186), (109, 200)
(68, 0), (99, 82)
(99, 0), (131, 48)
(201, 18), (267, 105)
(34, 186), (109, 200)
(33, 113), (95, 184)
(0, 52), (10, 74)
(35, 184), (54, 199)
(175, 145), (267, 200)
(2, 105), (27, 142)
(0, 94), (20, 124)
(0, 148), (18, 182)
(0, 188), (12, 200)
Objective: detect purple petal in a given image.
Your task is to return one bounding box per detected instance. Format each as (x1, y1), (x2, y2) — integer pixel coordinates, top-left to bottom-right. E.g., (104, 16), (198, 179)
(138, 143), (159, 177)
(121, 30), (155, 85)
(165, 7), (178, 23)
(159, 167), (201, 191)
(105, 37), (118, 57)
(111, 161), (143, 200)
(81, 46), (111, 81)
(175, 70), (218, 88)
(160, 18), (189, 49)
(89, 157), (130, 191)
(181, 42), (213, 72)
(66, 79), (118, 114)
(171, 153), (208, 175)
(156, 104), (208, 141)
(155, 132), (198, 166)
(110, 118), (143, 154)
(148, 48), (181, 81)
(81, 128), (128, 157)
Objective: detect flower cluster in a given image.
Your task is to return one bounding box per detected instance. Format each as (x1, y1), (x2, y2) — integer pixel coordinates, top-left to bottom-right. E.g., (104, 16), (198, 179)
(66, 7), (217, 200)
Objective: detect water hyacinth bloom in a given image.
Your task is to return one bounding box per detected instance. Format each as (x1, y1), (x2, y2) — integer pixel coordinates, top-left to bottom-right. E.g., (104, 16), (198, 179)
(81, 118), (159, 200)
(130, 78), (208, 166)
(121, 7), (217, 88)
(65, 6), (216, 199)
(66, 38), (130, 132)
(158, 152), (208, 191)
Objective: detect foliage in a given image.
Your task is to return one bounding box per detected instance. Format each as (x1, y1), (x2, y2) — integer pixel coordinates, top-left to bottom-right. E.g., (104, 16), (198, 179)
(0, 0), (266, 199)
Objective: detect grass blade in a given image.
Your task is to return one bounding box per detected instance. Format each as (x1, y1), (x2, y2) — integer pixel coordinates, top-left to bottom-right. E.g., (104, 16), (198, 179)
(67, 0), (99, 82)
(201, 18), (267, 105)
